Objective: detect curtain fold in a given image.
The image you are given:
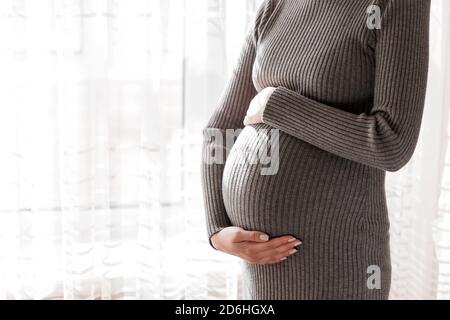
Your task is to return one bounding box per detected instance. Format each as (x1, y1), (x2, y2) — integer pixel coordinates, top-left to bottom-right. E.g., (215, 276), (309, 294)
(0, 0), (449, 300)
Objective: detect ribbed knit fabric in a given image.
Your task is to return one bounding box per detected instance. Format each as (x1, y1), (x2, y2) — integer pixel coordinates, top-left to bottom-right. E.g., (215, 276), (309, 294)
(201, 0), (430, 300)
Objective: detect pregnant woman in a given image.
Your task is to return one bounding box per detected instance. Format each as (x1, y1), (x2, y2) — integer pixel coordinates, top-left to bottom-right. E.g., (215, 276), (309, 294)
(201, 0), (430, 300)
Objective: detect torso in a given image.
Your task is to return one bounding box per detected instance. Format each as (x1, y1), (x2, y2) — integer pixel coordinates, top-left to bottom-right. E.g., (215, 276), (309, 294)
(222, 0), (391, 299)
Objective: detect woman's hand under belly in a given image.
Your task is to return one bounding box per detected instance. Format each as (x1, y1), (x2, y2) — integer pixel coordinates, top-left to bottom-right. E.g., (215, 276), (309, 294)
(211, 227), (302, 265)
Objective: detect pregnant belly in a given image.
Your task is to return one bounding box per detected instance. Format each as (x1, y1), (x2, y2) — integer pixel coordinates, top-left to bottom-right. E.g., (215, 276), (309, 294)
(222, 124), (372, 238)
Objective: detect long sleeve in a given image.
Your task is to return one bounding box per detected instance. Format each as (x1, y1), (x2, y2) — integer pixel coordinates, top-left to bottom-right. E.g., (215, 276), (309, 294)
(262, 0), (430, 172)
(201, 0), (277, 247)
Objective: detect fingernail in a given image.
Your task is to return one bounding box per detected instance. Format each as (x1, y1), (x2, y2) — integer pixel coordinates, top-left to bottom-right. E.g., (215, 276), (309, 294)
(288, 238), (297, 243)
(289, 249), (298, 255)
(280, 257), (288, 261)
(260, 235), (270, 241)
(294, 241), (302, 247)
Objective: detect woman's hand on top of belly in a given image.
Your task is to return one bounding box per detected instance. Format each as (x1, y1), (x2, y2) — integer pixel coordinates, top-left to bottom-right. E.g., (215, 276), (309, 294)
(211, 226), (302, 265)
(243, 87), (276, 126)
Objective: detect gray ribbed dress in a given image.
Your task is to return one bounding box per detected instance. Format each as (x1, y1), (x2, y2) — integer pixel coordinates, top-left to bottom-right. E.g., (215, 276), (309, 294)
(201, 0), (430, 300)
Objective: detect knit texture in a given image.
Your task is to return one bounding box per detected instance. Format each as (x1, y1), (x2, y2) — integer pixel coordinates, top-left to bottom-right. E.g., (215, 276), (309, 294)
(201, 0), (430, 300)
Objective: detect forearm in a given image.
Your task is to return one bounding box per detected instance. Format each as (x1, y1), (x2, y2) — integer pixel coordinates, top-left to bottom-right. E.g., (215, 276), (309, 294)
(262, 86), (425, 172)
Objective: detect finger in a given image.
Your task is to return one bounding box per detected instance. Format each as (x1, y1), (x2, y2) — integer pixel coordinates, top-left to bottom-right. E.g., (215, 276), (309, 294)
(271, 240), (302, 254)
(234, 230), (270, 243)
(248, 253), (289, 265)
(239, 236), (298, 260)
(253, 235), (300, 251)
(242, 238), (302, 262)
(259, 247), (300, 265)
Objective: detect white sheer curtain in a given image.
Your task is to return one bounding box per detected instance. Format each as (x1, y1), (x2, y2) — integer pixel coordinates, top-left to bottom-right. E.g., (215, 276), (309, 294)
(0, 0), (449, 300)
(386, 0), (450, 300)
(0, 0), (260, 300)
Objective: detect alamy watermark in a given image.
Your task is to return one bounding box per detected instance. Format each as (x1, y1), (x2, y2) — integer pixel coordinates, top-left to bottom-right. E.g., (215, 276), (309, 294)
(367, 265), (382, 290)
(367, 5), (382, 30)
(203, 127), (280, 176)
